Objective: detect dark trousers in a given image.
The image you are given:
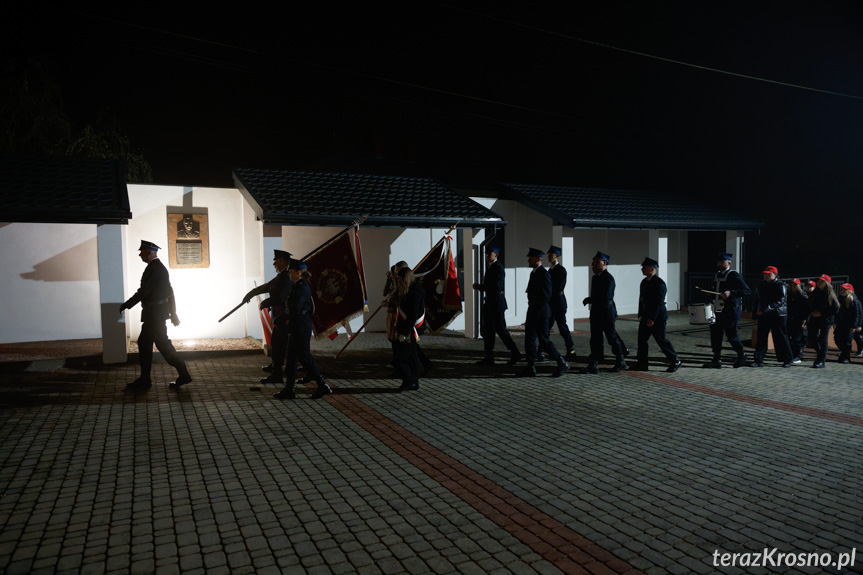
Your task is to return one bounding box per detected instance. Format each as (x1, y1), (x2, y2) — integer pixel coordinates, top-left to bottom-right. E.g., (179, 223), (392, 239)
(754, 314), (793, 363)
(589, 314), (624, 362)
(270, 322), (290, 377)
(854, 330), (863, 352)
(709, 311), (744, 358)
(525, 311), (561, 365)
(392, 340), (430, 374)
(636, 318), (678, 365)
(550, 305), (574, 352)
(807, 317), (831, 363)
(138, 320), (188, 380)
(834, 325), (853, 360)
(395, 340), (419, 387)
(285, 329), (323, 386)
(787, 320), (806, 360)
(481, 302), (518, 357)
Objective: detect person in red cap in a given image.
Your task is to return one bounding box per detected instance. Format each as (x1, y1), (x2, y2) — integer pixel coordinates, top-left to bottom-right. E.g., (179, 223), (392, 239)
(786, 278), (809, 364)
(751, 266), (793, 367)
(835, 283), (862, 364)
(807, 275), (840, 368)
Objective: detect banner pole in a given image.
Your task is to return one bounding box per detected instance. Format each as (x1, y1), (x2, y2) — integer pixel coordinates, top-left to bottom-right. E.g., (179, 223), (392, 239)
(333, 302), (385, 358)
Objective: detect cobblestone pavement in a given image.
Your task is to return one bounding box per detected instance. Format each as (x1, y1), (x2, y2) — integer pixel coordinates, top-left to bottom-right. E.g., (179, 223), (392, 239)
(1, 313), (861, 574)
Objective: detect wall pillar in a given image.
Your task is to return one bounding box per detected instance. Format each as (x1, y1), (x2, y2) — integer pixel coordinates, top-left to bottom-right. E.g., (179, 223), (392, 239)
(648, 230), (669, 271)
(726, 230), (744, 273)
(463, 228), (478, 338)
(97, 224), (128, 364)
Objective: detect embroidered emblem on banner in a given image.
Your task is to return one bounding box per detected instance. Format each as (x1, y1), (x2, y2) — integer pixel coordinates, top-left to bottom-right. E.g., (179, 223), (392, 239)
(317, 269), (348, 304)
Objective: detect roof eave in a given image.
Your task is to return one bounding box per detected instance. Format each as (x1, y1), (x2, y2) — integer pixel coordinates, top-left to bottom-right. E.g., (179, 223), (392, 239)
(571, 219), (765, 231)
(259, 213), (506, 229)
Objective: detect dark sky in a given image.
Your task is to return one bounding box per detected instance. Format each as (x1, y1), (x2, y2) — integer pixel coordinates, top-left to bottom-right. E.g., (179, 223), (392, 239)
(6, 2), (863, 279)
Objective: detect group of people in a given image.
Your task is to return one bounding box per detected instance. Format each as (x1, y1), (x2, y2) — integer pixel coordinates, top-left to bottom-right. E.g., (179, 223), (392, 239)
(745, 266), (862, 369)
(474, 247), (861, 375)
(473, 245), (671, 375)
(122, 238), (860, 392)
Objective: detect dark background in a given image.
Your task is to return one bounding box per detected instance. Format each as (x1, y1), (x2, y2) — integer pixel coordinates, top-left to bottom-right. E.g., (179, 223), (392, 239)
(4, 2), (863, 282)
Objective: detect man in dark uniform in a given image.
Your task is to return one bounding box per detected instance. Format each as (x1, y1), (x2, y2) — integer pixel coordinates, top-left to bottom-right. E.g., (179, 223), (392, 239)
(633, 257), (681, 372)
(751, 265), (793, 368)
(703, 252), (751, 368)
(583, 251), (627, 374)
(120, 240), (192, 390)
(473, 246), (522, 366)
(522, 248), (569, 377)
(244, 250), (294, 384)
(274, 260), (332, 399)
(547, 245), (576, 359)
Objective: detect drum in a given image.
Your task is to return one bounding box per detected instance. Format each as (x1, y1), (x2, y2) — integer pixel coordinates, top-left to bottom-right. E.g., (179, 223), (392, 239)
(689, 303), (716, 325)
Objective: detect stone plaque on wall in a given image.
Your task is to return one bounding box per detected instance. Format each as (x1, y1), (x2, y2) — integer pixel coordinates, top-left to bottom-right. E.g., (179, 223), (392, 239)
(167, 213), (209, 268)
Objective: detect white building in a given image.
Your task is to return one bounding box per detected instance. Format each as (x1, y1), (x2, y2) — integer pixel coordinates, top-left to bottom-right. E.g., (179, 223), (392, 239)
(1, 156), (763, 364)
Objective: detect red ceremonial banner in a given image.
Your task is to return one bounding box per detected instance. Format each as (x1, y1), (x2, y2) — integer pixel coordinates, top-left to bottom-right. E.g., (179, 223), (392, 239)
(305, 231), (367, 339)
(414, 237), (463, 335)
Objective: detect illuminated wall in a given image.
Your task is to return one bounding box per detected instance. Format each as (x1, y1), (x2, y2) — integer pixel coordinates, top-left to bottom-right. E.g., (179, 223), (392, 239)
(0, 222), (101, 343)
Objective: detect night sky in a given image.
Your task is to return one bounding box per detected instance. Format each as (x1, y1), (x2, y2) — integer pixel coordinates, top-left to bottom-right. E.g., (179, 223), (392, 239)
(5, 2), (863, 281)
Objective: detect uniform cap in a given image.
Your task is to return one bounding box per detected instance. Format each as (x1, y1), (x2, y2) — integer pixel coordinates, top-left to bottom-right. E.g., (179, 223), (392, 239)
(139, 240), (160, 251)
(486, 246), (500, 254)
(273, 249), (292, 261)
(593, 251), (610, 263)
(641, 257), (658, 268)
(291, 259), (308, 270)
(526, 247), (544, 258)
(547, 245), (562, 256)
(717, 252), (733, 261)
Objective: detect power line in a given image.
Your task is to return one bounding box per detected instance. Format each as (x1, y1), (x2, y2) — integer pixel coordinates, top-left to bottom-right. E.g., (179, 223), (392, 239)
(430, 1), (863, 101)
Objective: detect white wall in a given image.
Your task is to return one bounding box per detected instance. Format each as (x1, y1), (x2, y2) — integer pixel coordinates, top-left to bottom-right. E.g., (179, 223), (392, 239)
(0, 222), (101, 343)
(124, 185), (251, 340)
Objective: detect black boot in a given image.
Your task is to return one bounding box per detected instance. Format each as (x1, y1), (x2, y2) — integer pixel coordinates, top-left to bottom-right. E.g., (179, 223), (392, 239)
(552, 358), (570, 377)
(311, 380), (333, 399)
(612, 357), (628, 372)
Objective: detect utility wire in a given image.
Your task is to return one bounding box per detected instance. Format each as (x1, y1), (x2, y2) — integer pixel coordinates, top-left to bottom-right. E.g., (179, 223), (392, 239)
(429, 1), (863, 101)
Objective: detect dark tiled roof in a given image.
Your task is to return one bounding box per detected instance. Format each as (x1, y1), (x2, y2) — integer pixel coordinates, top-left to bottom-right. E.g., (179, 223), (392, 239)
(0, 155), (131, 224)
(501, 183), (764, 231)
(232, 168), (504, 228)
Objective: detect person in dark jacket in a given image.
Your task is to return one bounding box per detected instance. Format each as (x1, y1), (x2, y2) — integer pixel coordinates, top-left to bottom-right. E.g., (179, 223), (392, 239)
(751, 266), (793, 367)
(547, 245), (576, 359)
(386, 261), (434, 376)
(393, 267), (426, 391)
(245, 250), (294, 383)
(807, 274), (841, 368)
(521, 248), (569, 377)
(473, 246), (522, 366)
(703, 252), (751, 369)
(120, 240), (192, 390)
(273, 261), (332, 399)
(583, 251), (627, 374)
(786, 278), (809, 364)
(835, 283), (861, 364)
(633, 257), (681, 372)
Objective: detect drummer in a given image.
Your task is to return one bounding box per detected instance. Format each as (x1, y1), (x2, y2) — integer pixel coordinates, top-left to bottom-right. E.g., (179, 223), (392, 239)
(703, 252), (751, 369)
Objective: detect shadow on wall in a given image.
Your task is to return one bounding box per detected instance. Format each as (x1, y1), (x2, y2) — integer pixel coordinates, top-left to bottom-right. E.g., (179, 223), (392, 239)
(19, 236), (99, 282)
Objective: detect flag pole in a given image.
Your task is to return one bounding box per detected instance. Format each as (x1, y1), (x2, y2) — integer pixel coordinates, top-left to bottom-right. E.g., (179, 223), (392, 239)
(411, 222), (458, 272)
(302, 214), (368, 260)
(332, 222), (459, 359)
(333, 302), (386, 359)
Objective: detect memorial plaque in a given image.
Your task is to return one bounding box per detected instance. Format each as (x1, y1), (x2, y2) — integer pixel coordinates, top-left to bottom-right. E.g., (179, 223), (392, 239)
(167, 213), (209, 268)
